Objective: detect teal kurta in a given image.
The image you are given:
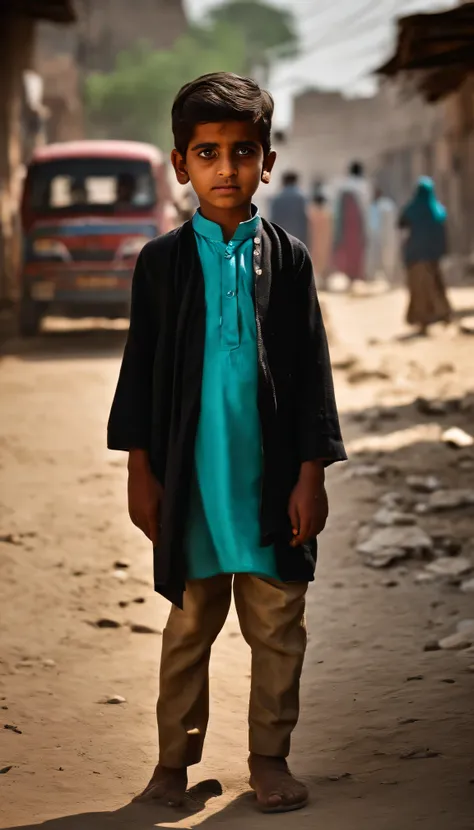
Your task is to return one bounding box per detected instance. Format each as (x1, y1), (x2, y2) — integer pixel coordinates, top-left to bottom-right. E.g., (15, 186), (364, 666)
(185, 209), (278, 580)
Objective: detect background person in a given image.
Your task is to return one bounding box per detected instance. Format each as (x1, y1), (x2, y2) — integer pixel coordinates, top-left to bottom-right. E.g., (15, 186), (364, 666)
(399, 176), (452, 335)
(270, 170), (308, 245)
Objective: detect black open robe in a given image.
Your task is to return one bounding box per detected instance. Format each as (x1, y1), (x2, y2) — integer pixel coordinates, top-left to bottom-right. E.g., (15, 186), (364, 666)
(107, 218), (346, 607)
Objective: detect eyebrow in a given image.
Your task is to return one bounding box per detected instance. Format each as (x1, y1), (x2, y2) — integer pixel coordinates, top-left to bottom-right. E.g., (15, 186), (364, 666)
(190, 140), (260, 152)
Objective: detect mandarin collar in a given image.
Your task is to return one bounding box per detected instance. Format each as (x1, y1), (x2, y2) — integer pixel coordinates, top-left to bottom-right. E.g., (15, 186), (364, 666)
(192, 205), (260, 243)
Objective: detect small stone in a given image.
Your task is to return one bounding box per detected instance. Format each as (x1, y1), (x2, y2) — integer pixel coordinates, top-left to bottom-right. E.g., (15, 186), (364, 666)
(460, 578), (474, 594)
(456, 619), (474, 636)
(118, 601), (129, 608)
(441, 678), (455, 684)
(424, 640), (441, 652)
(103, 695), (126, 705)
(327, 772), (352, 781)
(379, 491), (404, 508)
(406, 675), (424, 682)
(415, 572), (436, 585)
(399, 718), (420, 725)
(133, 597), (146, 604)
(112, 570), (128, 582)
(42, 659), (56, 668)
(433, 363), (454, 376)
(459, 315), (474, 335)
(382, 579), (399, 588)
(348, 463), (385, 479)
(425, 557), (472, 579)
(438, 632), (472, 651)
(416, 397), (448, 416)
(93, 618), (122, 629)
(442, 427), (474, 449)
(357, 525), (433, 569)
(400, 748), (440, 760)
(114, 560), (130, 570)
(129, 623), (161, 635)
(373, 509), (416, 528)
(406, 475), (441, 494)
(422, 489), (474, 512)
(4, 724), (22, 734)
(347, 367), (391, 384)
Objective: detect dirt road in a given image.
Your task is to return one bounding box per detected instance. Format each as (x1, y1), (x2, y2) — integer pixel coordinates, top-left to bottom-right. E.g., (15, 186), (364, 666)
(1, 287), (474, 829)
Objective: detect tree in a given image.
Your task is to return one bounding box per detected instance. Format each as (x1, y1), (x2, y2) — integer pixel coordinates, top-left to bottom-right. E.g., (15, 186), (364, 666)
(207, 0), (299, 79)
(85, 23), (247, 149)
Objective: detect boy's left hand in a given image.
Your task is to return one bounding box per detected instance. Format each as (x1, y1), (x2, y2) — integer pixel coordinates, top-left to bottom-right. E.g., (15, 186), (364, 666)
(288, 461), (328, 547)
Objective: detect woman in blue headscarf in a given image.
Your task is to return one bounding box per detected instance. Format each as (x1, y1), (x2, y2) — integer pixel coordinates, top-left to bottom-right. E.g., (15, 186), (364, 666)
(399, 177), (452, 335)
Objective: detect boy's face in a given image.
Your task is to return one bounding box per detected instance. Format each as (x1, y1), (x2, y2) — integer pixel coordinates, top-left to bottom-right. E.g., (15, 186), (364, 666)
(172, 120), (276, 213)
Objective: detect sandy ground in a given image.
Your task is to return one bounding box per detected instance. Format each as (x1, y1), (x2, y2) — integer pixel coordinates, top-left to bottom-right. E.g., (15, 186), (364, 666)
(1, 286), (474, 829)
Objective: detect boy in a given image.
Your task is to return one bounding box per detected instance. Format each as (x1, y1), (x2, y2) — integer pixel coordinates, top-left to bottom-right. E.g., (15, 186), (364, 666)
(108, 72), (346, 813)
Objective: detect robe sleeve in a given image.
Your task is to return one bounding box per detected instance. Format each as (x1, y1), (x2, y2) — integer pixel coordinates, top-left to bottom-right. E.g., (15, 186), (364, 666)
(107, 245), (159, 451)
(294, 245), (347, 466)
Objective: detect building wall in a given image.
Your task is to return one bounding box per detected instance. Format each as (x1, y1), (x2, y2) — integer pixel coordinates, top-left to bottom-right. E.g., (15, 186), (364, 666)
(35, 0), (188, 142)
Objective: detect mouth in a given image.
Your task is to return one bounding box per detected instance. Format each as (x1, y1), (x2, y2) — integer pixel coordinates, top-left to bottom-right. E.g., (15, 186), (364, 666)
(212, 185), (240, 193)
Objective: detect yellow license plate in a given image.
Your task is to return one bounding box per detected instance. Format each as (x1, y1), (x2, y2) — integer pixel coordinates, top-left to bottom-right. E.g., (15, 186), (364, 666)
(76, 276), (118, 289)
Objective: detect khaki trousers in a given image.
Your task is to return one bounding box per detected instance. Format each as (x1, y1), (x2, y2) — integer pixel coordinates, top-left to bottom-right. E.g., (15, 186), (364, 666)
(157, 574), (307, 768)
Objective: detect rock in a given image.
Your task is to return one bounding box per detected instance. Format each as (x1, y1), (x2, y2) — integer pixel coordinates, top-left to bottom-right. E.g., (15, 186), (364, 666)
(42, 659), (56, 668)
(400, 748), (440, 760)
(459, 394), (474, 413)
(406, 675), (424, 682)
(406, 475), (441, 494)
(421, 489), (474, 512)
(332, 355), (358, 371)
(373, 509), (416, 528)
(347, 367), (391, 385)
(416, 397), (448, 416)
(0, 533), (23, 546)
(441, 678), (455, 684)
(456, 619), (474, 636)
(327, 772), (352, 782)
(459, 315), (474, 335)
(433, 363), (455, 376)
(425, 557), (472, 580)
(430, 532), (463, 558)
(382, 579), (399, 588)
(442, 427), (474, 449)
(118, 601), (129, 608)
(357, 525), (433, 569)
(133, 597), (146, 604)
(424, 640), (441, 652)
(460, 578), (474, 594)
(348, 463), (385, 479)
(112, 570), (128, 582)
(379, 491), (404, 509)
(4, 724), (22, 734)
(438, 632), (472, 651)
(415, 572), (436, 585)
(129, 623), (161, 635)
(93, 618), (122, 629)
(113, 560), (130, 570)
(104, 695), (127, 705)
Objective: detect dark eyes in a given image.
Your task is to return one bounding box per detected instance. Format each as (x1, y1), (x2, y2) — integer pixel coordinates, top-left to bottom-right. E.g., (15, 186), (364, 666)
(197, 147), (255, 159)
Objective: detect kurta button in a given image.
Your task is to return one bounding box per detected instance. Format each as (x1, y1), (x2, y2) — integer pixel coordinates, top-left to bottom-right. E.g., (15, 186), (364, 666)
(224, 252), (232, 259)
(255, 267), (262, 276)
(254, 237), (261, 245)
(226, 290), (235, 298)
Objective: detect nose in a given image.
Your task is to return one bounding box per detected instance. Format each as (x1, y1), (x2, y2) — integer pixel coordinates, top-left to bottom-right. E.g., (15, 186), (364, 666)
(217, 150), (237, 179)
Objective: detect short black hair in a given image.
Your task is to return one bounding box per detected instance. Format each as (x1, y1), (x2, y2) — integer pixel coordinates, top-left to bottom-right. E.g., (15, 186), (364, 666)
(282, 171), (298, 187)
(172, 72), (274, 157)
(349, 160), (364, 177)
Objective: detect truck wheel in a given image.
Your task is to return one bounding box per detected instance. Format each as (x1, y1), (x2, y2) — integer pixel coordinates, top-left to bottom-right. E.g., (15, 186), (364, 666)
(19, 296), (43, 338)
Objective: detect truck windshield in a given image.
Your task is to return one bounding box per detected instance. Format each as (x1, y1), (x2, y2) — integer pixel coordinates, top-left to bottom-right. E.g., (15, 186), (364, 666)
(28, 157), (157, 214)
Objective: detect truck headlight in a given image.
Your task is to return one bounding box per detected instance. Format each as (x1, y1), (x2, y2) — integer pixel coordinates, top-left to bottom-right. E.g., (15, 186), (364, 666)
(32, 239), (71, 261)
(116, 237), (149, 259)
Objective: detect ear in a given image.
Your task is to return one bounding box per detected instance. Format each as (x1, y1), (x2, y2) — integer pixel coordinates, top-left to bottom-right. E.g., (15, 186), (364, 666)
(171, 149), (190, 185)
(261, 151), (277, 185)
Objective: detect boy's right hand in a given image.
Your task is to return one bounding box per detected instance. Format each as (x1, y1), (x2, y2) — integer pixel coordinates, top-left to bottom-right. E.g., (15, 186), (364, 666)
(127, 450), (163, 546)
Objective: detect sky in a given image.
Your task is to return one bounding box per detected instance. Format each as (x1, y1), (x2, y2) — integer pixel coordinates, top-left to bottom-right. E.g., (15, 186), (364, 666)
(184, 0), (458, 125)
